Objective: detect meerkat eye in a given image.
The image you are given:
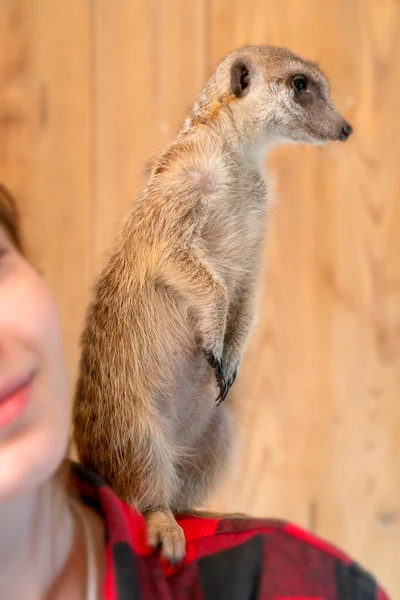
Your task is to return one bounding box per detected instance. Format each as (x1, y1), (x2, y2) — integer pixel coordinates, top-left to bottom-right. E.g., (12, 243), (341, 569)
(292, 75), (308, 92)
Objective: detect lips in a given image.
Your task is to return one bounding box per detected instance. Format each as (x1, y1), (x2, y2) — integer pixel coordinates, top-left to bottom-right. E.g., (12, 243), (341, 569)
(0, 371), (34, 429)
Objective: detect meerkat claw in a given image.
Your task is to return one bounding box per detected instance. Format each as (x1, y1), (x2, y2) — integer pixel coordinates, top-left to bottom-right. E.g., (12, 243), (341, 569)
(215, 366), (238, 405)
(216, 388), (228, 406)
(217, 382), (230, 405)
(204, 349), (223, 377)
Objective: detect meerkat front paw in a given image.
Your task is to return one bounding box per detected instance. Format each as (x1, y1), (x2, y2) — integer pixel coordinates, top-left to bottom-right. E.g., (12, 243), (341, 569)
(204, 348), (239, 405)
(204, 348), (223, 376)
(144, 508), (186, 565)
(215, 357), (239, 405)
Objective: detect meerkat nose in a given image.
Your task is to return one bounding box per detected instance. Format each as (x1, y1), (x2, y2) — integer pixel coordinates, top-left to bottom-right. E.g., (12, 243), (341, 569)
(339, 123), (353, 141)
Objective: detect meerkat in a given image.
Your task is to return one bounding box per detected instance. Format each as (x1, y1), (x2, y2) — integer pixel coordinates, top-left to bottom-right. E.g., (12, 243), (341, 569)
(73, 45), (352, 563)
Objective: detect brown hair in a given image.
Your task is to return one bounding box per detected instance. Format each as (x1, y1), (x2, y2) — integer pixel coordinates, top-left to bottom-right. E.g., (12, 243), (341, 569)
(0, 183), (24, 253)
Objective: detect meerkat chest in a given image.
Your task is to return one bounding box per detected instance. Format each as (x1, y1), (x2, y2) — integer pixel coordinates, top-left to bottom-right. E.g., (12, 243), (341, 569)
(200, 171), (268, 287)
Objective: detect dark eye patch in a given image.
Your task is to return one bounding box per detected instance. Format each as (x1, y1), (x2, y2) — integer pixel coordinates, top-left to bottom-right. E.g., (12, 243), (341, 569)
(288, 73), (323, 106)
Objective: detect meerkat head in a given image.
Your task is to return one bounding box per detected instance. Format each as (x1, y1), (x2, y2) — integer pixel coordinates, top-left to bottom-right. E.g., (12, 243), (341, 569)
(191, 45), (352, 150)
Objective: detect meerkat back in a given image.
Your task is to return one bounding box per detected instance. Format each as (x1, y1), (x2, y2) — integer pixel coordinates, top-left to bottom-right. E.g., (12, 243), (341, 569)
(73, 44), (352, 563)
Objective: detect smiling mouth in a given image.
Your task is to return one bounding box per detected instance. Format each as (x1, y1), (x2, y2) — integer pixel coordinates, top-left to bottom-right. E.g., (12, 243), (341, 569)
(0, 371), (35, 430)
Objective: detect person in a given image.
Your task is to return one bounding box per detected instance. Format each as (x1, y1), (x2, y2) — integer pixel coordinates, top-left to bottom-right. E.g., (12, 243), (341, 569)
(0, 182), (390, 600)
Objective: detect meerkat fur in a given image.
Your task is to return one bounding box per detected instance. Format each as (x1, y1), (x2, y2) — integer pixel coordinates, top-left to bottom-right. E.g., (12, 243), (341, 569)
(73, 45), (352, 562)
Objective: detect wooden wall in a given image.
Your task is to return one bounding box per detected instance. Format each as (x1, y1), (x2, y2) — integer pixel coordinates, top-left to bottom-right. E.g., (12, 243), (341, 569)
(1, 0), (399, 595)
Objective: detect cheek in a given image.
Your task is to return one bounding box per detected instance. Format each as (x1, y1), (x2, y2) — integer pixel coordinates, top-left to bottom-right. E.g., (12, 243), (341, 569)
(6, 271), (66, 380)
(20, 272), (71, 424)
(272, 91), (300, 126)
(0, 266), (71, 497)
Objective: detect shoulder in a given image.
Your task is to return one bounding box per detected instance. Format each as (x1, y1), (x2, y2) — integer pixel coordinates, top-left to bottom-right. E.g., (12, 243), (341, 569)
(69, 462), (390, 599)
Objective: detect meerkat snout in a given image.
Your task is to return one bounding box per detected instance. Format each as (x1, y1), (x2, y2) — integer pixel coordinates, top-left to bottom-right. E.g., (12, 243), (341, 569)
(274, 66), (354, 145)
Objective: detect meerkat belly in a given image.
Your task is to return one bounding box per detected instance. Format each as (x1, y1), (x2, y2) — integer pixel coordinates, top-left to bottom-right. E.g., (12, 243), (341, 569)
(147, 285), (218, 446)
(169, 349), (220, 443)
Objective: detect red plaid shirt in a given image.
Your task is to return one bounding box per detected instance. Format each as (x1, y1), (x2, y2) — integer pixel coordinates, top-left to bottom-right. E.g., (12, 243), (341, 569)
(71, 461), (390, 600)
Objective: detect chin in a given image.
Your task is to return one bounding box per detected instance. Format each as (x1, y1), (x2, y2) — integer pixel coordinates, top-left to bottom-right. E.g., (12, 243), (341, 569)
(308, 137), (328, 146)
(291, 132), (330, 146)
(272, 131), (324, 147)
(0, 416), (69, 500)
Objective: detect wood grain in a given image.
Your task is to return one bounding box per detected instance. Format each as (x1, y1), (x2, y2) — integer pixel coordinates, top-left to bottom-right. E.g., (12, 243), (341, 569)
(208, 1), (400, 595)
(93, 0), (208, 268)
(0, 0), (93, 381)
(1, 0), (399, 595)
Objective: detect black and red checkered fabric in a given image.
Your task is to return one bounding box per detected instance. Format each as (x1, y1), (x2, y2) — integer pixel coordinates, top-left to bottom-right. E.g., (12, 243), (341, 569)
(71, 461), (390, 600)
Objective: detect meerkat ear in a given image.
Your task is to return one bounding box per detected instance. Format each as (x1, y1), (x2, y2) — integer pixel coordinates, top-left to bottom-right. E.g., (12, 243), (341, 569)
(231, 60), (251, 98)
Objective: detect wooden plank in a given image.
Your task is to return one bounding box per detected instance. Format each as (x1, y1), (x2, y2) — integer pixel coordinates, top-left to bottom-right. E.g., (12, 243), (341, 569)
(0, 0), (92, 380)
(207, 0), (400, 596)
(93, 0), (207, 269)
(93, 0), (153, 267)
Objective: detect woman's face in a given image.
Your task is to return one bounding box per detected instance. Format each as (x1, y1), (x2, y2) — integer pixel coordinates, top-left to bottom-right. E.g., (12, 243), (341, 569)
(0, 225), (70, 499)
